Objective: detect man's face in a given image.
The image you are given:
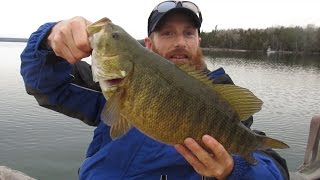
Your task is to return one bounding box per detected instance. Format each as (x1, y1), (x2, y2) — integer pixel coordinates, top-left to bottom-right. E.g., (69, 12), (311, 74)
(145, 12), (206, 70)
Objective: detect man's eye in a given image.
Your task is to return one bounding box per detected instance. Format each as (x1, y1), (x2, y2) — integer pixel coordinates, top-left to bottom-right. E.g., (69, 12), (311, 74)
(185, 31), (195, 36)
(162, 31), (173, 36)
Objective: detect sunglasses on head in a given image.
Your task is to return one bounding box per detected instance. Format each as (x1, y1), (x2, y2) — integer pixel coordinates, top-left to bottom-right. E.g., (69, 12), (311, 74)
(152, 1), (202, 24)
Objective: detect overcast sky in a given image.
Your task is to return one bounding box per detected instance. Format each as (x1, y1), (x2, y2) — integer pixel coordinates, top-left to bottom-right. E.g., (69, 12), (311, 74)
(2, 0), (320, 39)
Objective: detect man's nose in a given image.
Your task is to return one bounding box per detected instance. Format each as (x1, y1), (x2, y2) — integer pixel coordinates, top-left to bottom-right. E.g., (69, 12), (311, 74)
(174, 34), (187, 48)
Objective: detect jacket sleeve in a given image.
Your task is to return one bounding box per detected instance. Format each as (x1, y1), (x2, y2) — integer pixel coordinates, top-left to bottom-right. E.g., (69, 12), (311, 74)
(20, 22), (106, 126)
(208, 68), (289, 180)
(228, 152), (289, 180)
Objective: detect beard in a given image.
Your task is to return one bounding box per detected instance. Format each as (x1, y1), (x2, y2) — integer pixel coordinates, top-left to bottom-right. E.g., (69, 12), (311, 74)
(150, 43), (207, 71)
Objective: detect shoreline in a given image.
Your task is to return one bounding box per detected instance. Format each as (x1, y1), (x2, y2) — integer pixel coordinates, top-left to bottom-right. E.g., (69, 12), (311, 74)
(0, 38), (28, 43)
(202, 47), (320, 55)
(1, 39), (319, 55)
(202, 47), (251, 53)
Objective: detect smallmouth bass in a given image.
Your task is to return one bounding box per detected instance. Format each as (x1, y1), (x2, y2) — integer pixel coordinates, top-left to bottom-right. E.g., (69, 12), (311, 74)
(87, 17), (289, 165)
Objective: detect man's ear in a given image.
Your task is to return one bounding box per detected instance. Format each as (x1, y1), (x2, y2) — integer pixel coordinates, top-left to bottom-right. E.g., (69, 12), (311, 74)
(198, 37), (201, 45)
(144, 37), (152, 50)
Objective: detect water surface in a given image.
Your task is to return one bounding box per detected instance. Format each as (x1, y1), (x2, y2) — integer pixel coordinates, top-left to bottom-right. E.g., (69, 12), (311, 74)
(0, 42), (94, 180)
(1, 43), (319, 179)
(205, 50), (320, 171)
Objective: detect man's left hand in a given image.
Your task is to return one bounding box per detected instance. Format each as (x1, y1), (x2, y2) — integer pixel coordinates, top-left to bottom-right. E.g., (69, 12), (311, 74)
(174, 135), (234, 180)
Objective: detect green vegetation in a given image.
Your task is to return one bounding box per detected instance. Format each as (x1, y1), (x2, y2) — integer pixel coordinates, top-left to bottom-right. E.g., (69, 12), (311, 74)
(200, 24), (320, 54)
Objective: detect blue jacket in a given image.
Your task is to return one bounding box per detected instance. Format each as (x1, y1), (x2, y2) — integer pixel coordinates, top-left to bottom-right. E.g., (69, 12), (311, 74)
(20, 22), (289, 180)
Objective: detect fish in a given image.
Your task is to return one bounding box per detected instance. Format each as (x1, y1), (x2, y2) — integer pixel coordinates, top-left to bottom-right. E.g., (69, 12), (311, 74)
(87, 17), (289, 165)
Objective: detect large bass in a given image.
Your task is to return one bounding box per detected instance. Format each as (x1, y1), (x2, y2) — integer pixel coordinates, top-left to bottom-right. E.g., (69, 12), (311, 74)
(87, 17), (289, 164)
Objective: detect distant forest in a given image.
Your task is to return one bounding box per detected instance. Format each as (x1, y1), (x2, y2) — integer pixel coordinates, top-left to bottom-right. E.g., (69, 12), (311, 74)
(200, 24), (320, 54)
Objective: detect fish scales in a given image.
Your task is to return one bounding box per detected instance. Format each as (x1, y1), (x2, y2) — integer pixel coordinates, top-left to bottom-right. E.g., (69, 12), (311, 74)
(87, 17), (289, 164)
(117, 60), (261, 157)
(126, 66), (229, 142)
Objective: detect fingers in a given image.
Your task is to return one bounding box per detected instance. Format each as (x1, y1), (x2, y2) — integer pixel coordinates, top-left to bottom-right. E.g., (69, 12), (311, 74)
(175, 135), (234, 179)
(202, 135), (229, 162)
(202, 135), (234, 179)
(174, 143), (206, 172)
(47, 16), (92, 64)
(70, 18), (92, 53)
(184, 137), (215, 168)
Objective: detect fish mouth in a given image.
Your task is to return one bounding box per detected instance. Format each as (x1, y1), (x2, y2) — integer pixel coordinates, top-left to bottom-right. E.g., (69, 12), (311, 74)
(105, 77), (125, 87)
(98, 70), (127, 87)
(99, 75), (126, 99)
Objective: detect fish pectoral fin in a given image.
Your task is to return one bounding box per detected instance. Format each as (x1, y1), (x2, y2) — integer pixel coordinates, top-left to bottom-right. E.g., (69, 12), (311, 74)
(100, 88), (132, 140)
(101, 88), (124, 126)
(243, 152), (258, 165)
(212, 84), (263, 121)
(110, 115), (132, 140)
(87, 17), (112, 35)
(100, 88), (131, 140)
(260, 135), (290, 149)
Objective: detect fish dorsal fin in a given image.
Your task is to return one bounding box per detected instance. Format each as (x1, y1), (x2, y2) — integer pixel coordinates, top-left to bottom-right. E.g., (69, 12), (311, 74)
(176, 62), (212, 86)
(87, 17), (112, 35)
(101, 88), (132, 140)
(176, 63), (263, 121)
(212, 84), (263, 121)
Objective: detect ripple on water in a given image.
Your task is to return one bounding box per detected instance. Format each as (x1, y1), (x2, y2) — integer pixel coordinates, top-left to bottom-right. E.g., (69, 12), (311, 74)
(206, 55), (320, 170)
(0, 48), (319, 178)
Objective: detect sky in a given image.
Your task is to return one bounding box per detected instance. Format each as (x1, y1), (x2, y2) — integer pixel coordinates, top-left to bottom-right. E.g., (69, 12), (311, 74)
(1, 0), (320, 39)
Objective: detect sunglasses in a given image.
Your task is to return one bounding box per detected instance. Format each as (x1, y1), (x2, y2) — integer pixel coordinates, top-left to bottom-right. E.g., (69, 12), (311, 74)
(152, 1), (202, 24)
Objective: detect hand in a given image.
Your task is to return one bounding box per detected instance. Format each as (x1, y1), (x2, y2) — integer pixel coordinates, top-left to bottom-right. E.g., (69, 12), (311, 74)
(175, 135), (234, 180)
(47, 16), (92, 64)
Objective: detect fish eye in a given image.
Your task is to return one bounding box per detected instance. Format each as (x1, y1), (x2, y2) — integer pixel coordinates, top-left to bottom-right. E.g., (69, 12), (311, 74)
(112, 32), (119, 40)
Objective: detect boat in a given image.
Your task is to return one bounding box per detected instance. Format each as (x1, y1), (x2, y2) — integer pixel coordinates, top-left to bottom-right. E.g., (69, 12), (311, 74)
(267, 46), (276, 56)
(0, 166), (35, 180)
(290, 115), (320, 180)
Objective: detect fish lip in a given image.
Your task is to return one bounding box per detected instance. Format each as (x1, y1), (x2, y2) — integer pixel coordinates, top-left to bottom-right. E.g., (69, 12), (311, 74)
(102, 73), (127, 87)
(98, 77), (125, 96)
(98, 71), (127, 80)
(96, 69), (127, 88)
(105, 78), (125, 87)
(103, 75), (124, 81)
(105, 54), (119, 58)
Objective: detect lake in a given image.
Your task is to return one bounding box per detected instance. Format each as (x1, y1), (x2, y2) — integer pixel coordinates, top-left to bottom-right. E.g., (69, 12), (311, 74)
(0, 42), (319, 179)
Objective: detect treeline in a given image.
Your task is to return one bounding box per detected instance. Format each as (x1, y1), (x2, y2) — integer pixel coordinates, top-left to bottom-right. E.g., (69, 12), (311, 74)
(200, 24), (320, 53)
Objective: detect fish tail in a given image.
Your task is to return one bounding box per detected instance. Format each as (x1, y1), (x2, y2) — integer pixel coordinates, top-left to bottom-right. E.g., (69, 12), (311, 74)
(261, 136), (289, 149)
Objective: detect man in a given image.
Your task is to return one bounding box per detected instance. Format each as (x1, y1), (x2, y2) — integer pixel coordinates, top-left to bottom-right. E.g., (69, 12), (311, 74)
(20, 1), (289, 179)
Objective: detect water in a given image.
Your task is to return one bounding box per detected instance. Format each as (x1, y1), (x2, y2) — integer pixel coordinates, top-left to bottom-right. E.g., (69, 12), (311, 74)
(205, 51), (320, 171)
(0, 42), (319, 179)
(0, 42), (94, 179)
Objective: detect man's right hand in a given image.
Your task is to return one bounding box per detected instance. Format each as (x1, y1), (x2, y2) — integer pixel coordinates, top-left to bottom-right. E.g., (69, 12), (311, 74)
(47, 16), (92, 64)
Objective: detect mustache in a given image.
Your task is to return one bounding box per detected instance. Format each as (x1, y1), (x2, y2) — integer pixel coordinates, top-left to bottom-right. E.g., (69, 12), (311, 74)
(151, 45), (206, 70)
